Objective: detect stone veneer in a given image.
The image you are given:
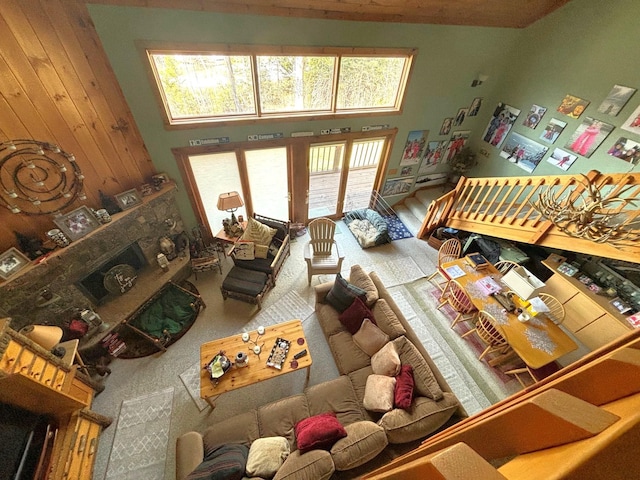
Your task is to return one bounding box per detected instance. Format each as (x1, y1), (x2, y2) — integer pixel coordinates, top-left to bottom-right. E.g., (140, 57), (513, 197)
(0, 185), (185, 332)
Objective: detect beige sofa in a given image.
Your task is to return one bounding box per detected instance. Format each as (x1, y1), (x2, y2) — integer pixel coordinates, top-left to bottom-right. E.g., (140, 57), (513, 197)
(176, 267), (465, 480)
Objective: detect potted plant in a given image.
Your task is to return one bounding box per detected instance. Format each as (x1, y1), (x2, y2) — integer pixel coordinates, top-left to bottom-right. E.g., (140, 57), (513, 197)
(449, 147), (477, 183)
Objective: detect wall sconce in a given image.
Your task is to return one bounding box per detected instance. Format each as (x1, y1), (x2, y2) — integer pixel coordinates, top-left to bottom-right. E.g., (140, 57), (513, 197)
(471, 74), (489, 87)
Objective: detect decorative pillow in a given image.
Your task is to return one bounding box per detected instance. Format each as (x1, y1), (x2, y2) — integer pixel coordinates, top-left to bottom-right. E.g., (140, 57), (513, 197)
(245, 436), (290, 478)
(268, 240), (281, 257)
(394, 364), (415, 410)
(240, 216), (277, 246)
(363, 374), (396, 413)
(338, 297), (375, 334)
(325, 273), (367, 313)
(234, 241), (255, 260)
(371, 341), (401, 377)
(392, 336), (443, 401)
(349, 265), (379, 307)
(186, 444), (249, 480)
(254, 244), (269, 259)
(295, 412), (347, 454)
(352, 318), (389, 356)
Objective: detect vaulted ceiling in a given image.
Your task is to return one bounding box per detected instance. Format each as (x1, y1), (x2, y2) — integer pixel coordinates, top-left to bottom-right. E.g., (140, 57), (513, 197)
(89, 0), (573, 29)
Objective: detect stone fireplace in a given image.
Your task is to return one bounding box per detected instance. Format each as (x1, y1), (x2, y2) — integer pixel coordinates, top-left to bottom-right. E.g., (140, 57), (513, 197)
(0, 185), (190, 336)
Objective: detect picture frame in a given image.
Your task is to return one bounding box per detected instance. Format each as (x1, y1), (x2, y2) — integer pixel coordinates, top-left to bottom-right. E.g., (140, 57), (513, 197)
(0, 247), (30, 280)
(115, 188), (143, 210)
(610, 297), (633, 314)
(53, 205), (100, 242)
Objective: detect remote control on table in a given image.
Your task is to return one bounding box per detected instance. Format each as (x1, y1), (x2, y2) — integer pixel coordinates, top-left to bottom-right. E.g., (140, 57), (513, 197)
(293, 349), (307, 359)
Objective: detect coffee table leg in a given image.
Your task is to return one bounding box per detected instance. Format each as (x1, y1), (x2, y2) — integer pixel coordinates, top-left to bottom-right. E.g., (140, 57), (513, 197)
(305, 365), (311, 387)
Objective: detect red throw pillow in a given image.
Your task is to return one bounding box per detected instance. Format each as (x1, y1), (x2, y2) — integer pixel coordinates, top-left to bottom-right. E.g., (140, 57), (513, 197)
(338, 297), (376, 334)
(394, 364), (415, 409)
(295, 412), (347, 453)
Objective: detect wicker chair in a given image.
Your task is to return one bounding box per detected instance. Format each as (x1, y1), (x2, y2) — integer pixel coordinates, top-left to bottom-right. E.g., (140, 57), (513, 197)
(438, 280), (478, 329)
(461, 310), (511, 361)
(427, 238), (462, 292)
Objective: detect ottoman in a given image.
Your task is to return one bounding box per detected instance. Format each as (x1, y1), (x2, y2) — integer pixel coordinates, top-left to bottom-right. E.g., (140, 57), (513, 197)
(221, 266), (270, 308)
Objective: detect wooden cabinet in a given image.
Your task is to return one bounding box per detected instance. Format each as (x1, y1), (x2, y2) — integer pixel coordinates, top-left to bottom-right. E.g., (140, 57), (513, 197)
(0, 318), (111, 480)
(542, 259), (634, 351)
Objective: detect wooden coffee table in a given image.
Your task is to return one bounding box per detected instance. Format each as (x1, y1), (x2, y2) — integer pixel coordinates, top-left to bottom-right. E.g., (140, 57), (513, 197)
(200, 319), (312, 407)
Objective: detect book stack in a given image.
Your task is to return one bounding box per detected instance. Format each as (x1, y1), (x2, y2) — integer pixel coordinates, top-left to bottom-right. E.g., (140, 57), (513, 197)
(466, 253), (489, 271)
(101, 332), (127, 357)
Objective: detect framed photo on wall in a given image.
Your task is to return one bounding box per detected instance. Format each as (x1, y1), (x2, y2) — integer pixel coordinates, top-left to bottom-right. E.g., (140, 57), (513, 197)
(54, 205), (100, 242)
(115, 188), (143, 210)
(0, 247), (30, 280)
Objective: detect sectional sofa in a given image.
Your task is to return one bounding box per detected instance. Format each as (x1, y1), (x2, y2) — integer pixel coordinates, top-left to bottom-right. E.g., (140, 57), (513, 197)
(176, 265), (465, 480)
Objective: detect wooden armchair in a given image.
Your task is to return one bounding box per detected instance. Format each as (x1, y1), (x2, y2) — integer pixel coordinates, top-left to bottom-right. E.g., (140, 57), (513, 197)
(304, 217), (344, 285)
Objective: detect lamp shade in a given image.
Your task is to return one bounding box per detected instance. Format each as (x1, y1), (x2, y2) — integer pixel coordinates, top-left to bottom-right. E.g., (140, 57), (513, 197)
(20, 325), (63, 351)
(217, 191), (244, 212)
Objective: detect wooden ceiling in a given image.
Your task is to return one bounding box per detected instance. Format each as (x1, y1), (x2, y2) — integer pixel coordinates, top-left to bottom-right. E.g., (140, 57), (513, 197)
(88, 0), (572, 29)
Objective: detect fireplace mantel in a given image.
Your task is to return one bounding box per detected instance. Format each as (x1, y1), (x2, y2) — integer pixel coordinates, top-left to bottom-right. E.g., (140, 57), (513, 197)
(0, 184), (189, 333)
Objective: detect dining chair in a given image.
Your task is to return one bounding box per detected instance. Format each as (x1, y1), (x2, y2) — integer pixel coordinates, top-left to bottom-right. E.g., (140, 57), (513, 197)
(461, 310), (511, 361)
(504, 361), (561, 388)
(437, 280), (478, 329)
(427, 238), (462, 292)
(493, 260), (520, 274)
(304, 217), (345, 285)
(538, 293), (565, 325)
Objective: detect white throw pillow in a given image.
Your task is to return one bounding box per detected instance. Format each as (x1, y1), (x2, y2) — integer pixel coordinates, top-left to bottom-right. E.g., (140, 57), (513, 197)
(371, 341), (401, 377)
(363, 374), (396, 412)
(246, 436), (290, 478)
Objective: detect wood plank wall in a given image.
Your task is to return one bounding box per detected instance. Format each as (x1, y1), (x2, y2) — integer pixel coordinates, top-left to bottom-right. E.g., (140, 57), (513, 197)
(0, 0), (155, 254)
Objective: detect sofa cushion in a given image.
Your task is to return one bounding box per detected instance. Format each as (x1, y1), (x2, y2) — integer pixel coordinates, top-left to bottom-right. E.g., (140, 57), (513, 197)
(202, 410), (259, 454)
(254, 244), (269, 259)
(338, 297), (375, 334)
(349, 265), (379, 307)
(295, 412), (348, 453)
(246, 437), (290, 478)
(394, 365), (415, 410)
(316, 301), (347, 337)
(371, 299), (406, 340)
(257, 394), (309, 448)
(305, 375), (365, 426)
(330, 421), (388, 471)
(392, 336), (443, 401)
(328, 331), (371, 375)
(326, 273), (367, 313)
(241, 216), (277, 246)
(273, 450), (335, 480)
(353, 319), (389, 356)
(379, 392), (460, 444)
(186, 444), (249, 480)
(371, 342), (401, 377)
(363, 374), (396, 413)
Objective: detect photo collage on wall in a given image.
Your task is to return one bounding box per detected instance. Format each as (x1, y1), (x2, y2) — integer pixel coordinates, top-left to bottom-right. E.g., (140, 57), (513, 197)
(483, 83), (640, 173)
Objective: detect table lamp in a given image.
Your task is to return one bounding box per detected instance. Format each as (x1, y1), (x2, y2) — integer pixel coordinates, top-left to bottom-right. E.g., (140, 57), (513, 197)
(20, 324), (64, 353)
(217, 191), (244, 225)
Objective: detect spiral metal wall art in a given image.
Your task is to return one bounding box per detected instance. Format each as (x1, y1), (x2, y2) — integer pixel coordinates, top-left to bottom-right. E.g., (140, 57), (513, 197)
(0, 139), (85, 215)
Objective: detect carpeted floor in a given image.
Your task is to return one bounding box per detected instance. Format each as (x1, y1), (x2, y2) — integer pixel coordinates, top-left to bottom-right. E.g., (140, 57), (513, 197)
(90, 221), (521, 480)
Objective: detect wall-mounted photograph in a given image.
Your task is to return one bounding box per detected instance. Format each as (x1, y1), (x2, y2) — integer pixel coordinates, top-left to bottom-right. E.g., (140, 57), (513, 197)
(597, 84), (636, 116)
(523, 104), (547, 129)
(482, 102), (521, 148)
(607, 136), (640, 164)
(468, 97), (483, 117)
(453, 108), (468, 126)
(565, 117), (614, 158)
(439, 118), (452, 136)
(400, 130), (429, 166)
(539, 118), (567, 144)
(381, 176), (413, 196)
(400, 166), (413, 176)
(547, 148), (578, 171)
(556, 94), (590, 119)
(499, 132), (549, 173)
(445, 130), (471, 163)
(420, 140), (447, 172)
(621, 104), (640, 135)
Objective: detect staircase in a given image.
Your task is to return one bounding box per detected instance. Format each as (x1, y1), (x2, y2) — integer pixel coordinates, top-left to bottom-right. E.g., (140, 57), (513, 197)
(363, 332), (640, 479)
(393, 187), (442, 235)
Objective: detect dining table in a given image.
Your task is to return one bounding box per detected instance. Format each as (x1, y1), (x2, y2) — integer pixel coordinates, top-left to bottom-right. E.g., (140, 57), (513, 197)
(441, 256), (578, 369)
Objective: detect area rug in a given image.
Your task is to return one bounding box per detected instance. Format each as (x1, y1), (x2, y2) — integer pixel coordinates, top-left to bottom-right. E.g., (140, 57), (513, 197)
(364, 256), (425, 287)
(246, 290), (315, 331)
(383, 214), (413, 240)
(105, 387), (174, 480)
(179, 363), (209, 412)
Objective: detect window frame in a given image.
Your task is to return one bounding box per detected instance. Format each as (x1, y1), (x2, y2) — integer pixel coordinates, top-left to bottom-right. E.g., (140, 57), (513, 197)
(144, 43), (417, 128)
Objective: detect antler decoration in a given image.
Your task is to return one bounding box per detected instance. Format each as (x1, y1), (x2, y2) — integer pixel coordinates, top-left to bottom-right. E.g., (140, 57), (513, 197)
(532, 174), (640, 246)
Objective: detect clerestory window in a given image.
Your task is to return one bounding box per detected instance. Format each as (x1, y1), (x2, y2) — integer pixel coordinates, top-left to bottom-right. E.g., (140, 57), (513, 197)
(146, 46), (416, 126)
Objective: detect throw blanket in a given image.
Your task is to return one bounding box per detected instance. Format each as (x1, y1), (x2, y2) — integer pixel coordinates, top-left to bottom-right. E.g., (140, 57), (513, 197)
(347, 219), (379, 249)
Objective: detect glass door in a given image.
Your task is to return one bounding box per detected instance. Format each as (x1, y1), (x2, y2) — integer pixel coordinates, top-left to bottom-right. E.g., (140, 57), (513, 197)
(308, 142), (345, 219)
(245, 147), (290, 220)
(343, 138), (385, 213)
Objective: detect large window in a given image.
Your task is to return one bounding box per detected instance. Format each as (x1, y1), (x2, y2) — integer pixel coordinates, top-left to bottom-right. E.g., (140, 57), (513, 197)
(147, 46), (416, 125)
